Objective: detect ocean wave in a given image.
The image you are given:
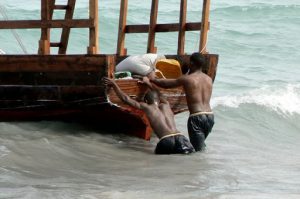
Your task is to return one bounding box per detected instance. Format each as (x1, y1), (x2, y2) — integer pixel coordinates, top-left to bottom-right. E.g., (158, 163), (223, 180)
(212, 84), (300, 116)
(0, 145), (10, 158)
(212, 4), (300, 13)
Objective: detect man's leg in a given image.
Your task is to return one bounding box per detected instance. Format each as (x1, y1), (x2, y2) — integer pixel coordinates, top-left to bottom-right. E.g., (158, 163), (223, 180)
(187, 115), (207, 151)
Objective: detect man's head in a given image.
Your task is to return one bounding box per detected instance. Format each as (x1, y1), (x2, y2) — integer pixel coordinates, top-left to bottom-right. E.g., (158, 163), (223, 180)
(189, 52), (207, 73)
(144, 90), (159, 105)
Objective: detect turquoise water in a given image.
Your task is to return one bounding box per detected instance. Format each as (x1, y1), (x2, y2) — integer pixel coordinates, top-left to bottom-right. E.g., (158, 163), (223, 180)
(0, 0), (300, 198)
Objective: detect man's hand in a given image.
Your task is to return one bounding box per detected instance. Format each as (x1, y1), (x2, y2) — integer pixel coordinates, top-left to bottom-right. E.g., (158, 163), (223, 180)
(142, 76), (151, 86)
(137, 76), (153, 89)
(102, 77), (116, 88)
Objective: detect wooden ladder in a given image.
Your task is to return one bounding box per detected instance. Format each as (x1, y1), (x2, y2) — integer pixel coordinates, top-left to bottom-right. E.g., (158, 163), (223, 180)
(38, 0), (98, 55)
(117, 0), (211, 56)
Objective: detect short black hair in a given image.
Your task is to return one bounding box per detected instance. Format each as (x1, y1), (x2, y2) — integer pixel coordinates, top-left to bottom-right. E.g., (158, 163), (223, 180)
(190, 52), (206, 69)
(144, 90), (159, 104)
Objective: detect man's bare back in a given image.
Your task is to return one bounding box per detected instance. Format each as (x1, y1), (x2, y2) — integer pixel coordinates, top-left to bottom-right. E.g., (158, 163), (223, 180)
(178, 71), (212, 114)
(140, 100), (178, 139)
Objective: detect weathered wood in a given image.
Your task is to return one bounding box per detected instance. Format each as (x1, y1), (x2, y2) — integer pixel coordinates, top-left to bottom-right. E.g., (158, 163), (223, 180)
(54, 5), (68, 10)
(178, 0), (187, 55)
(200, 0), (210, 53)
(88, 0), (99, 54)
(107, 79), (187, 114)
(106, 55), (116, 78)
(147, 0), (159, 53)
(0, 20), (93, 29)
(50, 42), (61, 47)
(124, 22), (202, 33)
(0, 72), (104, 85)
(117, 0), (128, 56)
(58, 0), (77, 54)
(39, 0), (51, 55)
(206, 54), (218, 82)
(0, 55), (107, 72)
(0, 85), (105, 101)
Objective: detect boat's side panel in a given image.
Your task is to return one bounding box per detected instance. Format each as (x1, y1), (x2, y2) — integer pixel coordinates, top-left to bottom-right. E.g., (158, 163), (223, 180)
(0, 55), (109, 109)
(0, 53), (218, 140)
(108, 79), (187, 114)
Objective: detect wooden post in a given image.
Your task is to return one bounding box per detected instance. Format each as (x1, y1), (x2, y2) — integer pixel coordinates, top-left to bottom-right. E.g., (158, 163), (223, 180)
(39, 0), (50, 55)
(117, 0), (128, 56)
(87, 0), (99, 54)
(147, 0), (159, 53)
(58, 0), (76, 54)
(199, 0), (210, 54)
(177, 0), (187, 55)
(106, 55), (116, 78)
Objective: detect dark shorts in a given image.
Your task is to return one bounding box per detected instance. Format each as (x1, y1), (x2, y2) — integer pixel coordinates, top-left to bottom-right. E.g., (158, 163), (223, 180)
(155, 134), (195, 155)
(187, 113), (214, 151)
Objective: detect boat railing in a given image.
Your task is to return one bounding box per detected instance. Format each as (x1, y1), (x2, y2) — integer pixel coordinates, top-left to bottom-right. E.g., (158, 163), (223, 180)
(0, 0), (98, 55)
(117, 0), (211, 56)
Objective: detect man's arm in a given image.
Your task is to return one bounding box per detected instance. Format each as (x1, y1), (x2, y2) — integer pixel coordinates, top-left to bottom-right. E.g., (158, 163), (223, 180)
(102, 77), (142, 109)
(141, 77), (169, 104)
(150, 77), (183, 88)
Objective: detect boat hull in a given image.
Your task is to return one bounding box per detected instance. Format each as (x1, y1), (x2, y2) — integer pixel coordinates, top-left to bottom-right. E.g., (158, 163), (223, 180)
(0, 54), (218, 139)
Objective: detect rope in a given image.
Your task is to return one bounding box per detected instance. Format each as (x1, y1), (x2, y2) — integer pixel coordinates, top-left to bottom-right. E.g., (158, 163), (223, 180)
(0, 4), (28, 54)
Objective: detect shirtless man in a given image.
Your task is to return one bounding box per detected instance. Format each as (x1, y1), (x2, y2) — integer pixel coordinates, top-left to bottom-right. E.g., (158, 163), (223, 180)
(102, 77), (195, 155)
(150, 52), (214, 151)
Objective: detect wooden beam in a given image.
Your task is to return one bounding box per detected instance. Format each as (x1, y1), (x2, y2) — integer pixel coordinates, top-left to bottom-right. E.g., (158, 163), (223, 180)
(125, 22), (202, 33)
(88, 0), (99, 54)
(200, 0), (210, 54)
(53, 5), (69, 10)
(39, 0), (50, 55)
(50, 42), (61, 47)
(117, 0), (128, 56)
(58, 0), (76, 54)
(0, 20), (93, 29)
(106, 55), (116, 78)
(147, 0), (159, 53)
(0, 55), (107, 72)
(0, 72), (104, 86)
(178, 0), (187, 55)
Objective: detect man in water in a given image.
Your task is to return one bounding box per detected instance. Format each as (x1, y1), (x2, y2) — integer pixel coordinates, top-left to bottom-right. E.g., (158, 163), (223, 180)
(102, 77), (195, 155)
(150, 52), (214, 151)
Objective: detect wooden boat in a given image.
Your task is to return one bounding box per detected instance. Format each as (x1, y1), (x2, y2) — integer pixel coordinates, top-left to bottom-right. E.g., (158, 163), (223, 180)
(0, 0), (218, 140)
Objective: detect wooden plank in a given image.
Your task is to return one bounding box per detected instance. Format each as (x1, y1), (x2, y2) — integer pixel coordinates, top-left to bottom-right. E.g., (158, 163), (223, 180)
(106, 55), (116, 78)
(53, 5), (68, 10)
(0, 72), (104, 85)
(88, 0), (99, 54)
(50, 42), (61, 47)
(58, 0), (77, 54)
(178, 0), (187, 55)
(200, 0), (210, 54)
(0, 20), (93, 29)
(147, 0), (159, 53)
(39, 0), (50, 55)
(117, 0), (128, 56)
(125, 22), (202, 33)
(0, 85), (106, 101)
(206, 54), (219, 82)
(108, 79), (187, 114)
(0, 55), (107, 72)
(38, 40), (50, 55)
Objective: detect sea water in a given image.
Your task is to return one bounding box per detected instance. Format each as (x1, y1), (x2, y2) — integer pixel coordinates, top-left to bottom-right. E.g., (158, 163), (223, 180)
(0, 0), (300, 198)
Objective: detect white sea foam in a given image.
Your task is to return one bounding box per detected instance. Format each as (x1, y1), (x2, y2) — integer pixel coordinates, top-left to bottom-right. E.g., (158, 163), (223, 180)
(212, 84), (300, 115)
(0, 145), (10, 158)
